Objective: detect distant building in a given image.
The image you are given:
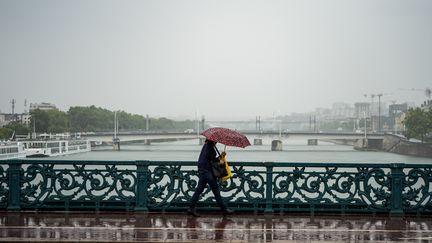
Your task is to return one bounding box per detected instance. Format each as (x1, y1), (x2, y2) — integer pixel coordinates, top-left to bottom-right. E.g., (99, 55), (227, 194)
(19, 114), (32, 126)
(354, 102), (370, 119)
(331, 102), (354, 119)
(395, 112), (406, 133)
(389, 103), (408, 117)
(0, 113), (32, 127)
(29, 102), (57, 112)
(0, 113), (17, 127)
(388, 103), (408, 133)
(421, 100), (432, 110)
(314, 107), (332, 118)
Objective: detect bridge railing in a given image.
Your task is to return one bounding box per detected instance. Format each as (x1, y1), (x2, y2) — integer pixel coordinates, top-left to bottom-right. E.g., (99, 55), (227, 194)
(1, 160), (431, 214)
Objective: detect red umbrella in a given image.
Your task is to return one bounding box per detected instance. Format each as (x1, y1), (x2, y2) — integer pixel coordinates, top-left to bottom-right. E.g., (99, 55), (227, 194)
(201, 127), (251, 148)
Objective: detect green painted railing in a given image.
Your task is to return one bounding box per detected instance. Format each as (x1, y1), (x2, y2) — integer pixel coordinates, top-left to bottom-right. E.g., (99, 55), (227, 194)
(1, 160), (431, 214)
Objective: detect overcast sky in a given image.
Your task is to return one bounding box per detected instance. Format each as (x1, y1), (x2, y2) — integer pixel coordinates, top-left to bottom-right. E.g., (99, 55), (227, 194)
(1, 0), (431, 120)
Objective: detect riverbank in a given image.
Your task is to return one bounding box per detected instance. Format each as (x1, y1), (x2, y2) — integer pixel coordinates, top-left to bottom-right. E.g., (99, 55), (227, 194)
(382, 134), (432, 157)
(353, 134), (432, 158)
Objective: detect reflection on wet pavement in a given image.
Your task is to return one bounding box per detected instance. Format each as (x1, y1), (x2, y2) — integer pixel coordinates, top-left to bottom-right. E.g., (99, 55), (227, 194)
(1, 211), (432, 242)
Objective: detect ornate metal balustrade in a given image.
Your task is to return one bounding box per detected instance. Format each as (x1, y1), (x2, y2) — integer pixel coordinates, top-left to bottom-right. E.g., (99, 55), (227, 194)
(1, 160), (432, 214)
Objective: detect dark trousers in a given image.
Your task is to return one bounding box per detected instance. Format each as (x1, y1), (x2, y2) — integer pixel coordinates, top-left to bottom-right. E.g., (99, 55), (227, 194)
(190, 169), (227, 210)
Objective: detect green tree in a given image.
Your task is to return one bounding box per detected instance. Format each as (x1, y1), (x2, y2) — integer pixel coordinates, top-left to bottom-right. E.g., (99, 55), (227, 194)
(149, 117), (174, 130)
(0, 127), (13, 140)
(30, 109), (50, 133)
(8, 122), (29, 135)
(0, 122), (29, 140)
(403, 108), (432, 143)
(47, 109), (69, 133)
(116, 110), (146, 130)
(68, 106), (116, 132)
(67, 105), (200, 132)
(30, 109), (69, 133)
(3, 105), (197, 138)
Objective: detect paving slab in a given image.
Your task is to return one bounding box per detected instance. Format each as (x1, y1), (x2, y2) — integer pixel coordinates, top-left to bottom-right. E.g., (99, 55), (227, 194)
(0, 211), (431, 242)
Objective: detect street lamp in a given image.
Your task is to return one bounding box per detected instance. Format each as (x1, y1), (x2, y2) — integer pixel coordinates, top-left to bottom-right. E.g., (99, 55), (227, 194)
(363, 111), (367, 140)
(370, 94), (376, 132)
(377, 93), (382, 132)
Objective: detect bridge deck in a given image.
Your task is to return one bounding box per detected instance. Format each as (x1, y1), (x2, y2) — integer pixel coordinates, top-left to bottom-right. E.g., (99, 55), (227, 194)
(0, 211), (430, 242)
(85, 131), (384, 144)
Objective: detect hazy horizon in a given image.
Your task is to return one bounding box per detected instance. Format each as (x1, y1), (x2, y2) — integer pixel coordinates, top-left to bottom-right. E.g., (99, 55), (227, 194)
(1, 1), (431, 120)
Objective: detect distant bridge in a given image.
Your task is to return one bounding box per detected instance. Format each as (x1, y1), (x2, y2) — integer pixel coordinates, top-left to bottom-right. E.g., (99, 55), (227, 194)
(82, 131), (384, 146)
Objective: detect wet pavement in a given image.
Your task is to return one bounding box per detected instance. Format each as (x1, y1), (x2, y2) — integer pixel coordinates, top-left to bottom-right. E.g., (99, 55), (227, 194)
(1, 211), (432, 242)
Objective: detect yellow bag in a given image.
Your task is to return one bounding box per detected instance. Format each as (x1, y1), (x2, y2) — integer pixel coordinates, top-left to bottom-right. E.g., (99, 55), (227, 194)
(219, 154), (232, 182)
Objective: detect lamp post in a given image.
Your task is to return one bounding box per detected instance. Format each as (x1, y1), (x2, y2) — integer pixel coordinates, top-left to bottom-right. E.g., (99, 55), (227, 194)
(370, 94), (375, 132)
(364, 111), (367, 140)
(113, 111), (120, 150)
(114, 111), (117, 140)
(195, 110), (200, 138)
(377, 93), (382, 132)
(278, 120), (282, 139)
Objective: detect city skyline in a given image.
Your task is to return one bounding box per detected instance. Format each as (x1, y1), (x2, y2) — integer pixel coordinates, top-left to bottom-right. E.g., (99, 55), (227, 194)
(0, 97), (422, 121)
(1, 1), (431, 119)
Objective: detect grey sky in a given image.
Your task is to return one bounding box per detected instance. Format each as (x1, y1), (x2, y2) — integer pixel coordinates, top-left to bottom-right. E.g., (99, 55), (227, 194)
(1, 0), (431, 120)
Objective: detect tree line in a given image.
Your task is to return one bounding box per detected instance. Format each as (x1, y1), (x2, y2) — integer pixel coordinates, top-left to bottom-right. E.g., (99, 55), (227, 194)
(1, 106), (430, 142)
(0, 106), (197, 140)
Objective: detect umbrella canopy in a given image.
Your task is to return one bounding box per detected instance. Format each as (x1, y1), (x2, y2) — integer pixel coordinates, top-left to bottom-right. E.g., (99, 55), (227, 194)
(201, 127), (251, 148)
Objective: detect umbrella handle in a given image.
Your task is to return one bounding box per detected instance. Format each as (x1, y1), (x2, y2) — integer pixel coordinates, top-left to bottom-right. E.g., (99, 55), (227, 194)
(214, 145), (221, 157)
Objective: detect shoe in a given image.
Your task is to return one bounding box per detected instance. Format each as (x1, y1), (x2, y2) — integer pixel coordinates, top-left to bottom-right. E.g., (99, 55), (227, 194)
(222, 209), (234, 215)
(187, 208), (200, 217)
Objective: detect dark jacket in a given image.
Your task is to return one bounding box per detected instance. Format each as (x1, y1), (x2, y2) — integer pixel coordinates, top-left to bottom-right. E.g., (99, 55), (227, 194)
(197, 142), (219, 172)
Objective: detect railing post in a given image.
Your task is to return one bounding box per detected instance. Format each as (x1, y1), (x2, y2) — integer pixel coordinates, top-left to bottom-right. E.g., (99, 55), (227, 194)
(135, 160), (149, 211)
(7, 161), (21, 210)
(264, 162), (274, 213)
(390, 163), (404, 216)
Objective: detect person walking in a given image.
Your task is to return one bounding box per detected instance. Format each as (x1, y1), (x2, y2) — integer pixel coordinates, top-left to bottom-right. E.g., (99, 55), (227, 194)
(187, 139), (234, 217)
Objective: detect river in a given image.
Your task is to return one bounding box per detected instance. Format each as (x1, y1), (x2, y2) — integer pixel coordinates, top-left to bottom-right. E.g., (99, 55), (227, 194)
(33, 138), (432, 164)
